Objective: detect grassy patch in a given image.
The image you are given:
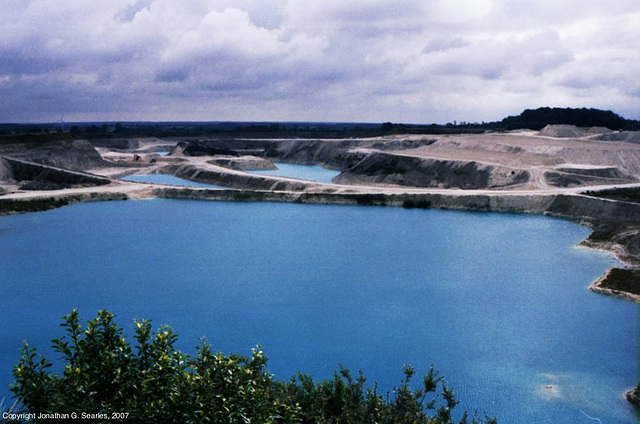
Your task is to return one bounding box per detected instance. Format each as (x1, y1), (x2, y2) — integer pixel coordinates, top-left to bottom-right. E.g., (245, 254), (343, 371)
(597, 267), (640, 296)
(402, 197), (432, 209)
(584, 187), (640, 204)
(0, 198), (70, 215)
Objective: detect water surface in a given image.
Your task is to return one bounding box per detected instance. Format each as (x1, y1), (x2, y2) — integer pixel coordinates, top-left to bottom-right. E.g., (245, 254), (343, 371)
(0, 200), (637, 423)
(246, 163), (340, 183)
(122, 174), (224, 188)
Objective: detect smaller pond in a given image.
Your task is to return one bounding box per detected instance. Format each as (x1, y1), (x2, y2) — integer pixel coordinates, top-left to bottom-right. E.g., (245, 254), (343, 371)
(122, 174), (225, 189)
(246, 163), (341, 184)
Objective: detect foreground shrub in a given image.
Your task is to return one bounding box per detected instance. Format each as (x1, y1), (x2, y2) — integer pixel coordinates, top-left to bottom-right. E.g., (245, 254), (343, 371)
(11, 310), (496, 423)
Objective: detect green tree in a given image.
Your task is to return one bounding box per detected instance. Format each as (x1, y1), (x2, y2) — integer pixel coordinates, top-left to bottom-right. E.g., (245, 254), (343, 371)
(11, 310), (496, 424)
(381, 122), (395, 132)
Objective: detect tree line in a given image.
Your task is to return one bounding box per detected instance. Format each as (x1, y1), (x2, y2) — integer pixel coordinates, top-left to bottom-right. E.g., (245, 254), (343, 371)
(2, 107), (638, 140)
(498, 107), (639, 131)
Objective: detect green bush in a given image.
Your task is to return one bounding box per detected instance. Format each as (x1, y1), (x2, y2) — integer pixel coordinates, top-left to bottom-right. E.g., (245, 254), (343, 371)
(10, 310), (496, 423)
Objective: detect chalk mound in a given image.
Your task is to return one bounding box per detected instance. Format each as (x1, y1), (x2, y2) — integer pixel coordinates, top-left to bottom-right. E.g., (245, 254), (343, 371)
(539, 125), (585, 138)
(1, 140), (106, 171)
(594, 131), (640, 144)
(585, 126), (614, 134)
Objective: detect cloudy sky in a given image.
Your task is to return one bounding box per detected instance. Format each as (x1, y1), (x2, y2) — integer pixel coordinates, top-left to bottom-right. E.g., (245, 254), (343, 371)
(1, 0), (638, 124)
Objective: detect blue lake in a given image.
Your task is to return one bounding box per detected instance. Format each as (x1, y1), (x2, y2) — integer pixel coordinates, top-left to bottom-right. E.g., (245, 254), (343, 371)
(122, 173), (224, 188)
(0, 200), (638, 423)
(246, 163), (341, 183)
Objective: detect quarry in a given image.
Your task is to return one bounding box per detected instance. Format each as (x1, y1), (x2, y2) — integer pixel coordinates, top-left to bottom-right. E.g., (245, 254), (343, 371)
(1, 124), (640, 302)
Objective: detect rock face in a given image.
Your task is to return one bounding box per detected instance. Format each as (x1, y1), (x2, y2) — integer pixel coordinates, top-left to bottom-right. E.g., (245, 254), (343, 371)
(275, 139), (361, 167)
(1, 157), (111, 189)
(0, 139), (106, 170)
(334, 152), (530, 189)
(0, 156), (13, 180)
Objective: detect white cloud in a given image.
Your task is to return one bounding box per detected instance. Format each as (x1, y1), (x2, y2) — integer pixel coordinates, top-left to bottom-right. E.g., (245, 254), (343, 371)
(426, 0), (493, 24)
(0, 0), (638, 123)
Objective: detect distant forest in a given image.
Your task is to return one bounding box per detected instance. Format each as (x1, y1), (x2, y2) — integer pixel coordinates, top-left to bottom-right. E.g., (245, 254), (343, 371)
(1, 107), (638, 140)
(497, 107), (639, 131)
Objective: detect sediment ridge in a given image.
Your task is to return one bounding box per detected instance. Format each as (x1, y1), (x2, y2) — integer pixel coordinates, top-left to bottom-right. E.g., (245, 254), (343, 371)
(4, 181), (639, 219)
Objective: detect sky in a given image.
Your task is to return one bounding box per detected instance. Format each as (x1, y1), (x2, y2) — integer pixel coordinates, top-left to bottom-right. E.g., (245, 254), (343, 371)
(1, 0), (639, 124)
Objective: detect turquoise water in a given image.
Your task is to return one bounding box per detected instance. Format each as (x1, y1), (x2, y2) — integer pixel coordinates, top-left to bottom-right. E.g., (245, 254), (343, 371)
(122, 173), (224, 188)
(246, 163), (340, 183)
(0, 200), (638, 423)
